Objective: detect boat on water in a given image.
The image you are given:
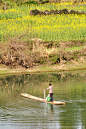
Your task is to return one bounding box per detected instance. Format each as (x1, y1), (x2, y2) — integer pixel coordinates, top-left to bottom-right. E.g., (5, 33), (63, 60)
(21, 93), (65, 105)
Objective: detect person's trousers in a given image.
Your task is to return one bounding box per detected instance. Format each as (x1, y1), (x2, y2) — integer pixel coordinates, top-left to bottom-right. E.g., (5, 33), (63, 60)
(50, 93), (53, 101)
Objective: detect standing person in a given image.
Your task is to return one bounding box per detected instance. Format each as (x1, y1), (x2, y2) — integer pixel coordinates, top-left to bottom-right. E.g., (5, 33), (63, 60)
(45, 84), (53, 101)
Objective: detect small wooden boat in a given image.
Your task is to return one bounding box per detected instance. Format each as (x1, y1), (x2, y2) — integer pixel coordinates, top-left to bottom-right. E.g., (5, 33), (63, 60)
(21, 93), (65, 105)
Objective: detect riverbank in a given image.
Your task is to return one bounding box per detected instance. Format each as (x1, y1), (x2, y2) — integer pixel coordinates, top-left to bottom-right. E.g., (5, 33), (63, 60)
(0, 40), (86, 75)
(0, 60), (86, 75)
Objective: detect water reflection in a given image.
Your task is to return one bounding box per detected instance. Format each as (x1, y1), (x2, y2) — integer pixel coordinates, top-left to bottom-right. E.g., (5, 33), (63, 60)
(48, 104), (53, 121)
(0, 70), (86, 128)
(44, 103), (54, 121)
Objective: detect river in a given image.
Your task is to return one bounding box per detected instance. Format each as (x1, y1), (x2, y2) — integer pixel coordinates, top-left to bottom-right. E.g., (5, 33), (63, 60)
(0, 70), (86, 129)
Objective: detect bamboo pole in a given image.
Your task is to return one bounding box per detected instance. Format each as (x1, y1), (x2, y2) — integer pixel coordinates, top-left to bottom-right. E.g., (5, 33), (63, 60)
(44, 89), (46, 100)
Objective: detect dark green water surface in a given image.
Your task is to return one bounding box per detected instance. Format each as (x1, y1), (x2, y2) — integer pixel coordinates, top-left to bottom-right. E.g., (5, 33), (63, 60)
(0, 70), (86, 129)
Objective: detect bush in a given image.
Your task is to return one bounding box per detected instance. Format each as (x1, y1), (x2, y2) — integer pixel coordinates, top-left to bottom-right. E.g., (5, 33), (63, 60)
(49, 53), (60, 64)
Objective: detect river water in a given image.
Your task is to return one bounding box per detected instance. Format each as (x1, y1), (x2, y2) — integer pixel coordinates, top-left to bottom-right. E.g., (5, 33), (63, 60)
(0, 70), (86, 129)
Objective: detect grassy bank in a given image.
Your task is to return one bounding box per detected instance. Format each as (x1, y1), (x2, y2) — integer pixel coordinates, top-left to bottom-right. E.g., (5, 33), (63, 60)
(0, 60), (86, 75)
(0, 40), (86, 75)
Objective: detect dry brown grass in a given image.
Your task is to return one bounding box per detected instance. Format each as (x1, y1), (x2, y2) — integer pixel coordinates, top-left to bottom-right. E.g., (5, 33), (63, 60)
(0, 38), (86, 69)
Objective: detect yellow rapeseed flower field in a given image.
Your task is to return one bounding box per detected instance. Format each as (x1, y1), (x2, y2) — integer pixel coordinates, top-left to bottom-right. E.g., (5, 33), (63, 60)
(0, 2), (86, 42)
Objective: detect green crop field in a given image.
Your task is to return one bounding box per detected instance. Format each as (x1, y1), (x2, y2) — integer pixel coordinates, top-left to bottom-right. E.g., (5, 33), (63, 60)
(0, 2), (86, 42)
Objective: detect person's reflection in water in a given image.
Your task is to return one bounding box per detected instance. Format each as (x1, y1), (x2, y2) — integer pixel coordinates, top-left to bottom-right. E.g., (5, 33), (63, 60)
(47, 103), (53, 121)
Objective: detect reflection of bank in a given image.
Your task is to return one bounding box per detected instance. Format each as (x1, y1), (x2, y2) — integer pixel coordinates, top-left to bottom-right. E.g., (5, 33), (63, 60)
(44, 103), (54, 121)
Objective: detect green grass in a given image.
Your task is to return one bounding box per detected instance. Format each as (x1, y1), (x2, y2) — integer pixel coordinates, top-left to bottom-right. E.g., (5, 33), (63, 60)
(64, 46), (86, 51)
